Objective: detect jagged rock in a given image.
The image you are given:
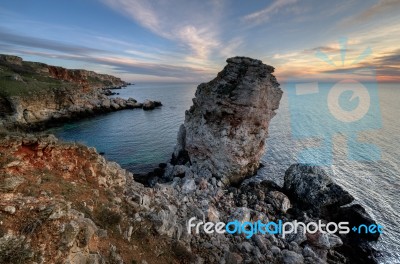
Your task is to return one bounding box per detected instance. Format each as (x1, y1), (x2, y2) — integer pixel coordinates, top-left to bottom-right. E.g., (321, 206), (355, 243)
(285, 223), (307, 244)
(228, 207), (251, 223)
(224, 251), (243, 264)
(283, 164), (354, 216)
(281, 249), (304, 264)
(307, 232), (343, 250)
(172, 165), (188, 178)
(182, 178), (196, 194)
(173, 57), (282, 184)
(268, 191), (291, 213)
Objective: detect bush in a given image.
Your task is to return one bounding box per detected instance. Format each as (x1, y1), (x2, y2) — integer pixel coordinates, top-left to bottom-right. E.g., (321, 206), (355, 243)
(96, 207), (121, 228)
(0, 237), (33, 264)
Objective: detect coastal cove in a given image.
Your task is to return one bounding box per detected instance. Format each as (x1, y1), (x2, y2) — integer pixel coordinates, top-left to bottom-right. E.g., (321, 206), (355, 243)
(48, 82), (400, 263)
(1, 0), (399, 262)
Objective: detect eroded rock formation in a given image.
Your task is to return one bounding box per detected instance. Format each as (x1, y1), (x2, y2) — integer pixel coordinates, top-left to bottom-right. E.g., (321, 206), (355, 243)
(173, 57), (283, 184)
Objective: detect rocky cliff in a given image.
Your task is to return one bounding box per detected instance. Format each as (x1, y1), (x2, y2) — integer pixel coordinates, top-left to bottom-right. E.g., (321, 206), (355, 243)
(0, 54), (161, 130)
(0, 134), (183, 264)
(173, 57), (282, 184)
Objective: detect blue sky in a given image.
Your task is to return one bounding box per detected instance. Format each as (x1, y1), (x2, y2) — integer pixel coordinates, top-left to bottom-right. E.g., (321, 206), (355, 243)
(0, 0), (399, 82)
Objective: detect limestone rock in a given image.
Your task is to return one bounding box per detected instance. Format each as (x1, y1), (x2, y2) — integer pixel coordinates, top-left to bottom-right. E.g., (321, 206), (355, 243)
(173, 57), (282, 184)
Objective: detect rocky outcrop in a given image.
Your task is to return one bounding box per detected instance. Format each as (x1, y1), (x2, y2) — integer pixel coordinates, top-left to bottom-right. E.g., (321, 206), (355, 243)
(143, 100), (162, 111)
(0, 54), (162, 130)
(283, 164), (354, 217)
(173, 57), (283, 184)
(283, 164), (381, 264)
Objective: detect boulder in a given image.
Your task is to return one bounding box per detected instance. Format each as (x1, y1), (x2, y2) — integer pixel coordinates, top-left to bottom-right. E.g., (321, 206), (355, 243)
(173, 57), (282, 184)
(283, 164), (354, 216)
(330, 204), (381, 242)
(281, 249), (304, 264)
(267, 191), (291, 213)
(142, 100), (162, 110)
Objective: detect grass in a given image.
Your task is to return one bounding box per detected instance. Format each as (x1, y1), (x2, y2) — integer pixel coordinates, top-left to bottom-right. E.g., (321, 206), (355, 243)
(0, 62), (77, 98)
(0, 57), (119, 99)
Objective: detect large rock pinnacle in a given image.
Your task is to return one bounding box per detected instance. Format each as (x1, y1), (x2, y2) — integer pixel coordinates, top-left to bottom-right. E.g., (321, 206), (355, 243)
(173, 57), (283, 184)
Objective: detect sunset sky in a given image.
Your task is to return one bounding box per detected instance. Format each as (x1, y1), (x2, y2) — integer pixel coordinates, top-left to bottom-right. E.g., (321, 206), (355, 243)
(0, 0), (399, 83)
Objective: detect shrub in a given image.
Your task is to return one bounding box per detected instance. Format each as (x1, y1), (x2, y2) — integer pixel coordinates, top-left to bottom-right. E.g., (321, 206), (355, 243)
(96, 207), (121, 228)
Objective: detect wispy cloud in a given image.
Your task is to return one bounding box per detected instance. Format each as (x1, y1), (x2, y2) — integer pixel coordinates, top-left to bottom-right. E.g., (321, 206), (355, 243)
(0, 28), (103, 55)
(340, 0), (400, 27)
(0, 46), (212, 81)
(242, 0), (298, 26)
(101, 0), (225, 65)
(0, 26), (215, 82)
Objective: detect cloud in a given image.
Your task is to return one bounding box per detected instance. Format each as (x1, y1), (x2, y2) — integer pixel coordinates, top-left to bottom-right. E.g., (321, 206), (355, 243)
(0, 44), (213, 81)
(0, 28), (103, 55)
(219, 37), (244, 58)
(0, 25), (218, 81)
(315, 49), (400, 82)
(340, 0), (400, 27)
(242, 0), (298, 26)
(101, 0), (223, 64)
(305, 46), (355, 54)
(374, 49), (400, 65)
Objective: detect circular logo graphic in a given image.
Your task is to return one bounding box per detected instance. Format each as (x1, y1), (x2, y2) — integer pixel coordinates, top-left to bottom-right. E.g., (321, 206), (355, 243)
(327, 80), (371, 123)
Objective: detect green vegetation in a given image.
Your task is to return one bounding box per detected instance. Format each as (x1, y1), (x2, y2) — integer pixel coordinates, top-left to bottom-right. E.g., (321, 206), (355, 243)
(0, 54), (124, 100)
(0, 62), (75, 97)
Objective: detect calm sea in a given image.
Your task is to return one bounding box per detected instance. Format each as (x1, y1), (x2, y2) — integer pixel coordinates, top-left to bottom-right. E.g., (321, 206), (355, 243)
(48, 82), (400, 263)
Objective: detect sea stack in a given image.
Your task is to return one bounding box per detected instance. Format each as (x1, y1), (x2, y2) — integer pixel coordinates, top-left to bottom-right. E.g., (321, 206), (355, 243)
(173, 57), (283, 184)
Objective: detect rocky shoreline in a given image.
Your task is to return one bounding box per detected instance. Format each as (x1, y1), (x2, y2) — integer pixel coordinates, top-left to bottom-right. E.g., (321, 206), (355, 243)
(0, 57), (381, 263)
(0, 54), (162, 131)
(3, 94), (163, 131)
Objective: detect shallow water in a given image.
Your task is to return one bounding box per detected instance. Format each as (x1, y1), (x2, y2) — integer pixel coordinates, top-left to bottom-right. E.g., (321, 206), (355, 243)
(48, 82), (400, 263)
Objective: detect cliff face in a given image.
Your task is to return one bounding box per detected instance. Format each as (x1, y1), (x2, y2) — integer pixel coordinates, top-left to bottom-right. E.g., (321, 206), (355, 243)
(47, 66), (126, 90)
(0, 54), (154, 130)
(0, 134), (183, 264)
(173, 57), (283, 184)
